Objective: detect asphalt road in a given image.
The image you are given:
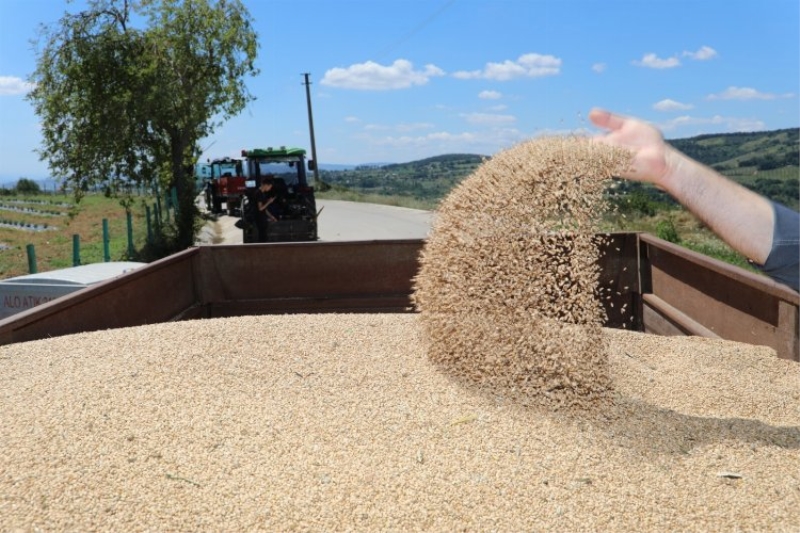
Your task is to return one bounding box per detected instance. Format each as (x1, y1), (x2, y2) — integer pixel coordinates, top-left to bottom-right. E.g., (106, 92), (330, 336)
(196, 199), (435, 245)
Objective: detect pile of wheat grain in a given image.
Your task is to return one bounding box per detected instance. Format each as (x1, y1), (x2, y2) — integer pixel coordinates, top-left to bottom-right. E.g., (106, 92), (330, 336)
(413, 136), (631, 408)
(1, 314), (797, 532)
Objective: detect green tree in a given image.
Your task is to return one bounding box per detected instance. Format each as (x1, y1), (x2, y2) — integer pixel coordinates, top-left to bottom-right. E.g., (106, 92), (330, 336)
(15, 178), (42, 195)
(28, 0), (259, 250)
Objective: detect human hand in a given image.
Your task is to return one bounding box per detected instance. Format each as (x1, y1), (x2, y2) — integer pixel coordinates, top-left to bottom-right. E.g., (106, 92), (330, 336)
(589, 108), (674, 188)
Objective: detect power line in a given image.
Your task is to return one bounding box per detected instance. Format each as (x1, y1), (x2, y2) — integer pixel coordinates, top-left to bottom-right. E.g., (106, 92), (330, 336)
(374, 0), (457, 61)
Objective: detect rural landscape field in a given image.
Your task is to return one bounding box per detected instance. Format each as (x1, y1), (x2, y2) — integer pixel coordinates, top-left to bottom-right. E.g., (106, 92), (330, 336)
(0, 186), (153, 279)
(0, 127), (797, 280)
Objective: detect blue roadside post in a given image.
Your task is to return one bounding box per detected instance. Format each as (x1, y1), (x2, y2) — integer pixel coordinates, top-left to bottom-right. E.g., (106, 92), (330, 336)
(155, 195), (163, 229)
(146, 205), (153, 245)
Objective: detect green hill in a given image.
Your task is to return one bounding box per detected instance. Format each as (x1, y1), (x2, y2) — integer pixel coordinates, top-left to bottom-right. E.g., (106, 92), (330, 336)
(319, 153), (485, 203)
(669, 128), (798, 171)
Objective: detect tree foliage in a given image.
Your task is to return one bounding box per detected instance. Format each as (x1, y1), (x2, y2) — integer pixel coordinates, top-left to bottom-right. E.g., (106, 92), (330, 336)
(15, 178), (42, 195)
(28, 0), (259, 250)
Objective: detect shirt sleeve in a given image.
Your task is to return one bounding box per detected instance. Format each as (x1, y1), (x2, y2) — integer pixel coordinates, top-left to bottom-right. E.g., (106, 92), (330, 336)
(755, 201), (799, 292)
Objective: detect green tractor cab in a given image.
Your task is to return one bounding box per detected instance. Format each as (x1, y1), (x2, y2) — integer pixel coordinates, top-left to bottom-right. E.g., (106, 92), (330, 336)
(237, 147), (318, 243)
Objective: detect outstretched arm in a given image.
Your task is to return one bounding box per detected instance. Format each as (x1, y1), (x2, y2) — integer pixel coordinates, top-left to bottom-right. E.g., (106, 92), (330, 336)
(589, 108), (775, 265)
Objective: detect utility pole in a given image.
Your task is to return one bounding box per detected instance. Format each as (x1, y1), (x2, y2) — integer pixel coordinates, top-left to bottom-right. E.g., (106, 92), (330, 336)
(302, 73), (320, 186)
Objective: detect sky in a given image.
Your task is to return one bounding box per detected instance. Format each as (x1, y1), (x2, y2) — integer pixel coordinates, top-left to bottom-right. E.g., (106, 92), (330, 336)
(0, 0), (798, 180)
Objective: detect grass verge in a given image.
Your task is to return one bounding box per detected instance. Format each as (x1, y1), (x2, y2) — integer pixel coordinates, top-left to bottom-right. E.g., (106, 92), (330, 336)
(0, 193), (155, 279)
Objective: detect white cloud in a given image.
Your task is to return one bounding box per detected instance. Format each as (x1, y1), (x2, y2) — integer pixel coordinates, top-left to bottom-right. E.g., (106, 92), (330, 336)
(362, 130), (478, 149)
(395, 122), (435, 133)
(653, 99), (694, 112)
(707, 86), (794, 101)
(683, 46), (718, 60)
(660, 114), (766, 133)
(363, 122), (434, 133)
(453, 53), (561, 80)
(478, 90), (502, 100)
(364, 123), (390, 131)
(344, 116), (360, 123)
(401, 134), (477, 153)
(632, 53), (681, 69)
(0, 76), (34, 96)
(320, 59), (445, 90)
(591, 63), (607, 74)
(452, 70), (480, 80)
(460, 112), (516, 126)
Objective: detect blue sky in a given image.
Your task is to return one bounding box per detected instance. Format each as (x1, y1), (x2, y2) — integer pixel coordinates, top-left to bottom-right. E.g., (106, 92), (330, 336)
(0, 0), (798, 180)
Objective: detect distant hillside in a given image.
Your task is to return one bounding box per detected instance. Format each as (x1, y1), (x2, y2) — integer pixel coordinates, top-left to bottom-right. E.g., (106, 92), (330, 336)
(382, 153), (486, 170)
(319, 153), (486, 201)
(668, 128), (799, 171)
(319, 129), (799, 208)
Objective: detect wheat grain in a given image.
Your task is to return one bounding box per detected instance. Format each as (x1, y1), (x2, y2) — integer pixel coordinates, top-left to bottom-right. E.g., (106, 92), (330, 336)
(0, 314), (796, 532)
(413, 136), (631, 409)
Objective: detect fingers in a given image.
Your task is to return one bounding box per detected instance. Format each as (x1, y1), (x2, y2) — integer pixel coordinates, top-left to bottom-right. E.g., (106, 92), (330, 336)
(589, 108), (627, 132)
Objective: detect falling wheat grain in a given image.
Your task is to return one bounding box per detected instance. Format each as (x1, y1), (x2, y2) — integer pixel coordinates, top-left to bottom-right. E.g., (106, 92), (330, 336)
(413, 136), (632, 408)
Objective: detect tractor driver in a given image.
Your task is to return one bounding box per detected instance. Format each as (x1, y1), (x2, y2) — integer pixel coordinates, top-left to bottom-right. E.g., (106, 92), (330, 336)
(256, 176), (280, 242)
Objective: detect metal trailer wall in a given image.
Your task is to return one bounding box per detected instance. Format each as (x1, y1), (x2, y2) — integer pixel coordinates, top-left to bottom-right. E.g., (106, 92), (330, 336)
(0, 262), (148, 320)
(0, 234), (795, 361)
(0, 240), (428, 347)
(190, 240), (425, 318)
(638, 233), (799, 361)
(0, 250), (199, 345)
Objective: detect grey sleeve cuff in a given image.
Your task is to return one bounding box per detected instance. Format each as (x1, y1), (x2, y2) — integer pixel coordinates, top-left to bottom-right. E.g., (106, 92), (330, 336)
(755, 201), (799, 292)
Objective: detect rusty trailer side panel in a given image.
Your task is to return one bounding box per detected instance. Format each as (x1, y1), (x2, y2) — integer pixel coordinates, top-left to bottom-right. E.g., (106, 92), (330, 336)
(639, 233), (799, 361)
(597, 233), (642, 331)
(0, 234), (795, 361)
(0, 249), (201, 346)
(194, 240), (425, 317)
(188, 234), (639, 323)
(0, 240), (425, 346)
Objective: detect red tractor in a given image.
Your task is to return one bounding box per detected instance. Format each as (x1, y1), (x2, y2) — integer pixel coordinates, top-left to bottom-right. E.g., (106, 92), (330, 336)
(204, 157), (248, 216)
